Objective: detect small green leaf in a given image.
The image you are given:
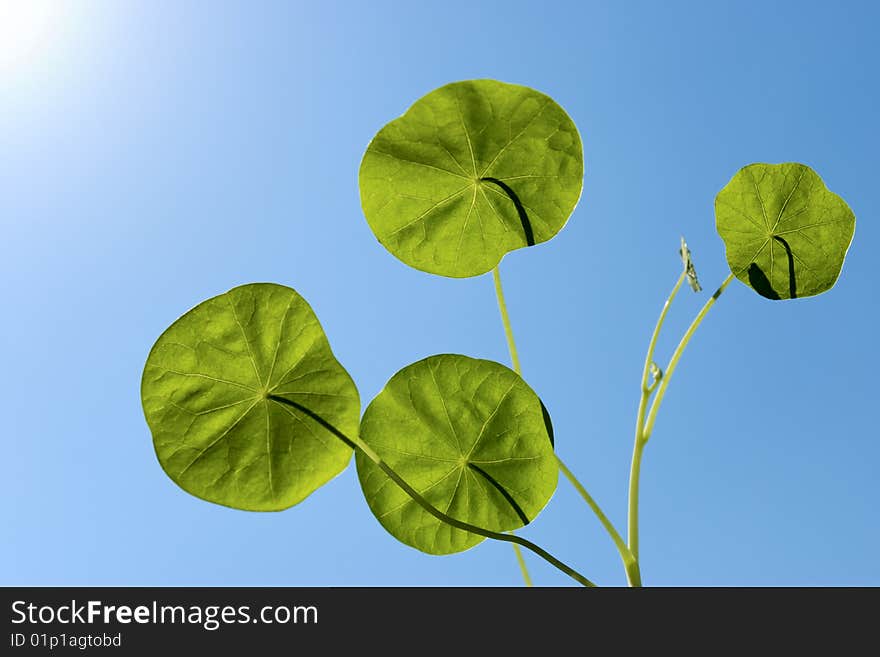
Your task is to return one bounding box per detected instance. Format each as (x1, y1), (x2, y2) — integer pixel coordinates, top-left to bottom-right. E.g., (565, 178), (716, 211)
(359, 79), (584, 278)
(141, 283), (359, 511)
(715, 163), (855, 300)
(356, 354), (558, 555)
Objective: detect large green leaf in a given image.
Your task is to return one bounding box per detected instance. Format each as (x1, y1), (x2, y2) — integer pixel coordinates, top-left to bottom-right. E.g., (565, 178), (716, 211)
(715, 163), (855, 300)
(141, 283), (359, 511)
(357, 354), (558, 555)
(359, 79), (584, 278)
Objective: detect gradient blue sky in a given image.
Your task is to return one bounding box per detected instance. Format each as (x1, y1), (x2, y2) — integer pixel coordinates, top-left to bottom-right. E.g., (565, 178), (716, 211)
(2, 1), (877, 586)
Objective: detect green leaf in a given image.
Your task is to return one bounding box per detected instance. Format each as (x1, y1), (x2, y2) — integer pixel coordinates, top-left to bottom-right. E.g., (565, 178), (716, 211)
(141, 283), (359, 511)
(359, 79), (584, 278)
(356, 354), (558, 555)
(715, 163), (855, 300)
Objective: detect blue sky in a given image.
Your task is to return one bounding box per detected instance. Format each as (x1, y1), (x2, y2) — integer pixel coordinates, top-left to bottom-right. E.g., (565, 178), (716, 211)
(2, 0), (877, 586)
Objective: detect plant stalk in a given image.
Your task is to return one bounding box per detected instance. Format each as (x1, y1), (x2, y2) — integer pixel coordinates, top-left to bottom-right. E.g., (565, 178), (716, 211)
(493, 265), (630, 583)
(642, 273), (734, 441)
(269, 394), (596, 588)
(557, 455), (636, 576)
(626, 271), (734, 586)
(627, 271), (686, 577)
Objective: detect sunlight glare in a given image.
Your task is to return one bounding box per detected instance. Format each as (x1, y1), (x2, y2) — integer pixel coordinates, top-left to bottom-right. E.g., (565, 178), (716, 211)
(0, 0), (59, 71)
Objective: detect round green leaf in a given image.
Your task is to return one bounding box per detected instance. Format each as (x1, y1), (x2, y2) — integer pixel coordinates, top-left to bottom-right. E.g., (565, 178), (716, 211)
(141, 283), (359, 512)
(359, 79), (584, 278)
(356, 354), (558, 555)
(715, 163), (855, 300)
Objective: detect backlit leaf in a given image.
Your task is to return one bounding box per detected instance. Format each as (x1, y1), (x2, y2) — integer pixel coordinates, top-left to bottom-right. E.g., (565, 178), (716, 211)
(357, 354), (558, 555)
(715, 163), (855, 300)
(141, 283), (359, 511)
(359, 79), (584, 278)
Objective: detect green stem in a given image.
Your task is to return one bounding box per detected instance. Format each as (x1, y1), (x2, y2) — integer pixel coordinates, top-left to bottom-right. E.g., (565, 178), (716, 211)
(492, 265), (626, 583)
(557, 455), (635, 573)
(367, 443), (595, 587)
(493, 266), (522, 374)
(512, 545), (533, 587)
(492, 265), (532, 585)
(626, 271), (734, 587)
(628, 271), (686, 574)
(269, 395), (596, 587)
(625, 441), (645, 587)
(642, 273), (734, 442)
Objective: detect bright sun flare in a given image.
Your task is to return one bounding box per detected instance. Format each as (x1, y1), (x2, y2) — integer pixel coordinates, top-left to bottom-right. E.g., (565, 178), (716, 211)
(0, 1), (58, 71)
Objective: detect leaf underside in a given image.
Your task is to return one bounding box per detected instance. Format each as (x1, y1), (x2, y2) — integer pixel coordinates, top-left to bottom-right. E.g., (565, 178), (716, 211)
(715, 162), (855, 300)
(357, 354), (558, 555)
(359, 79), (584, 278)
(141, 283), (360, 511)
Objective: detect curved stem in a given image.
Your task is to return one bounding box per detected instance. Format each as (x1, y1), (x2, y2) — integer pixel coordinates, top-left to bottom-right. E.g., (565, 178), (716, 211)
(493, 264), (623, 584)
(626, 272), (734, 587)
(642, 272), (687, 396)
(627, 271), (686, 572)
(269, 394), (596, 587)
(367, 445), (595, 587)
(557, 456), (634, 572)
(492, 265), (532, 585)
(625, 442), (645, 587)
(642, 273), (734, 442)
